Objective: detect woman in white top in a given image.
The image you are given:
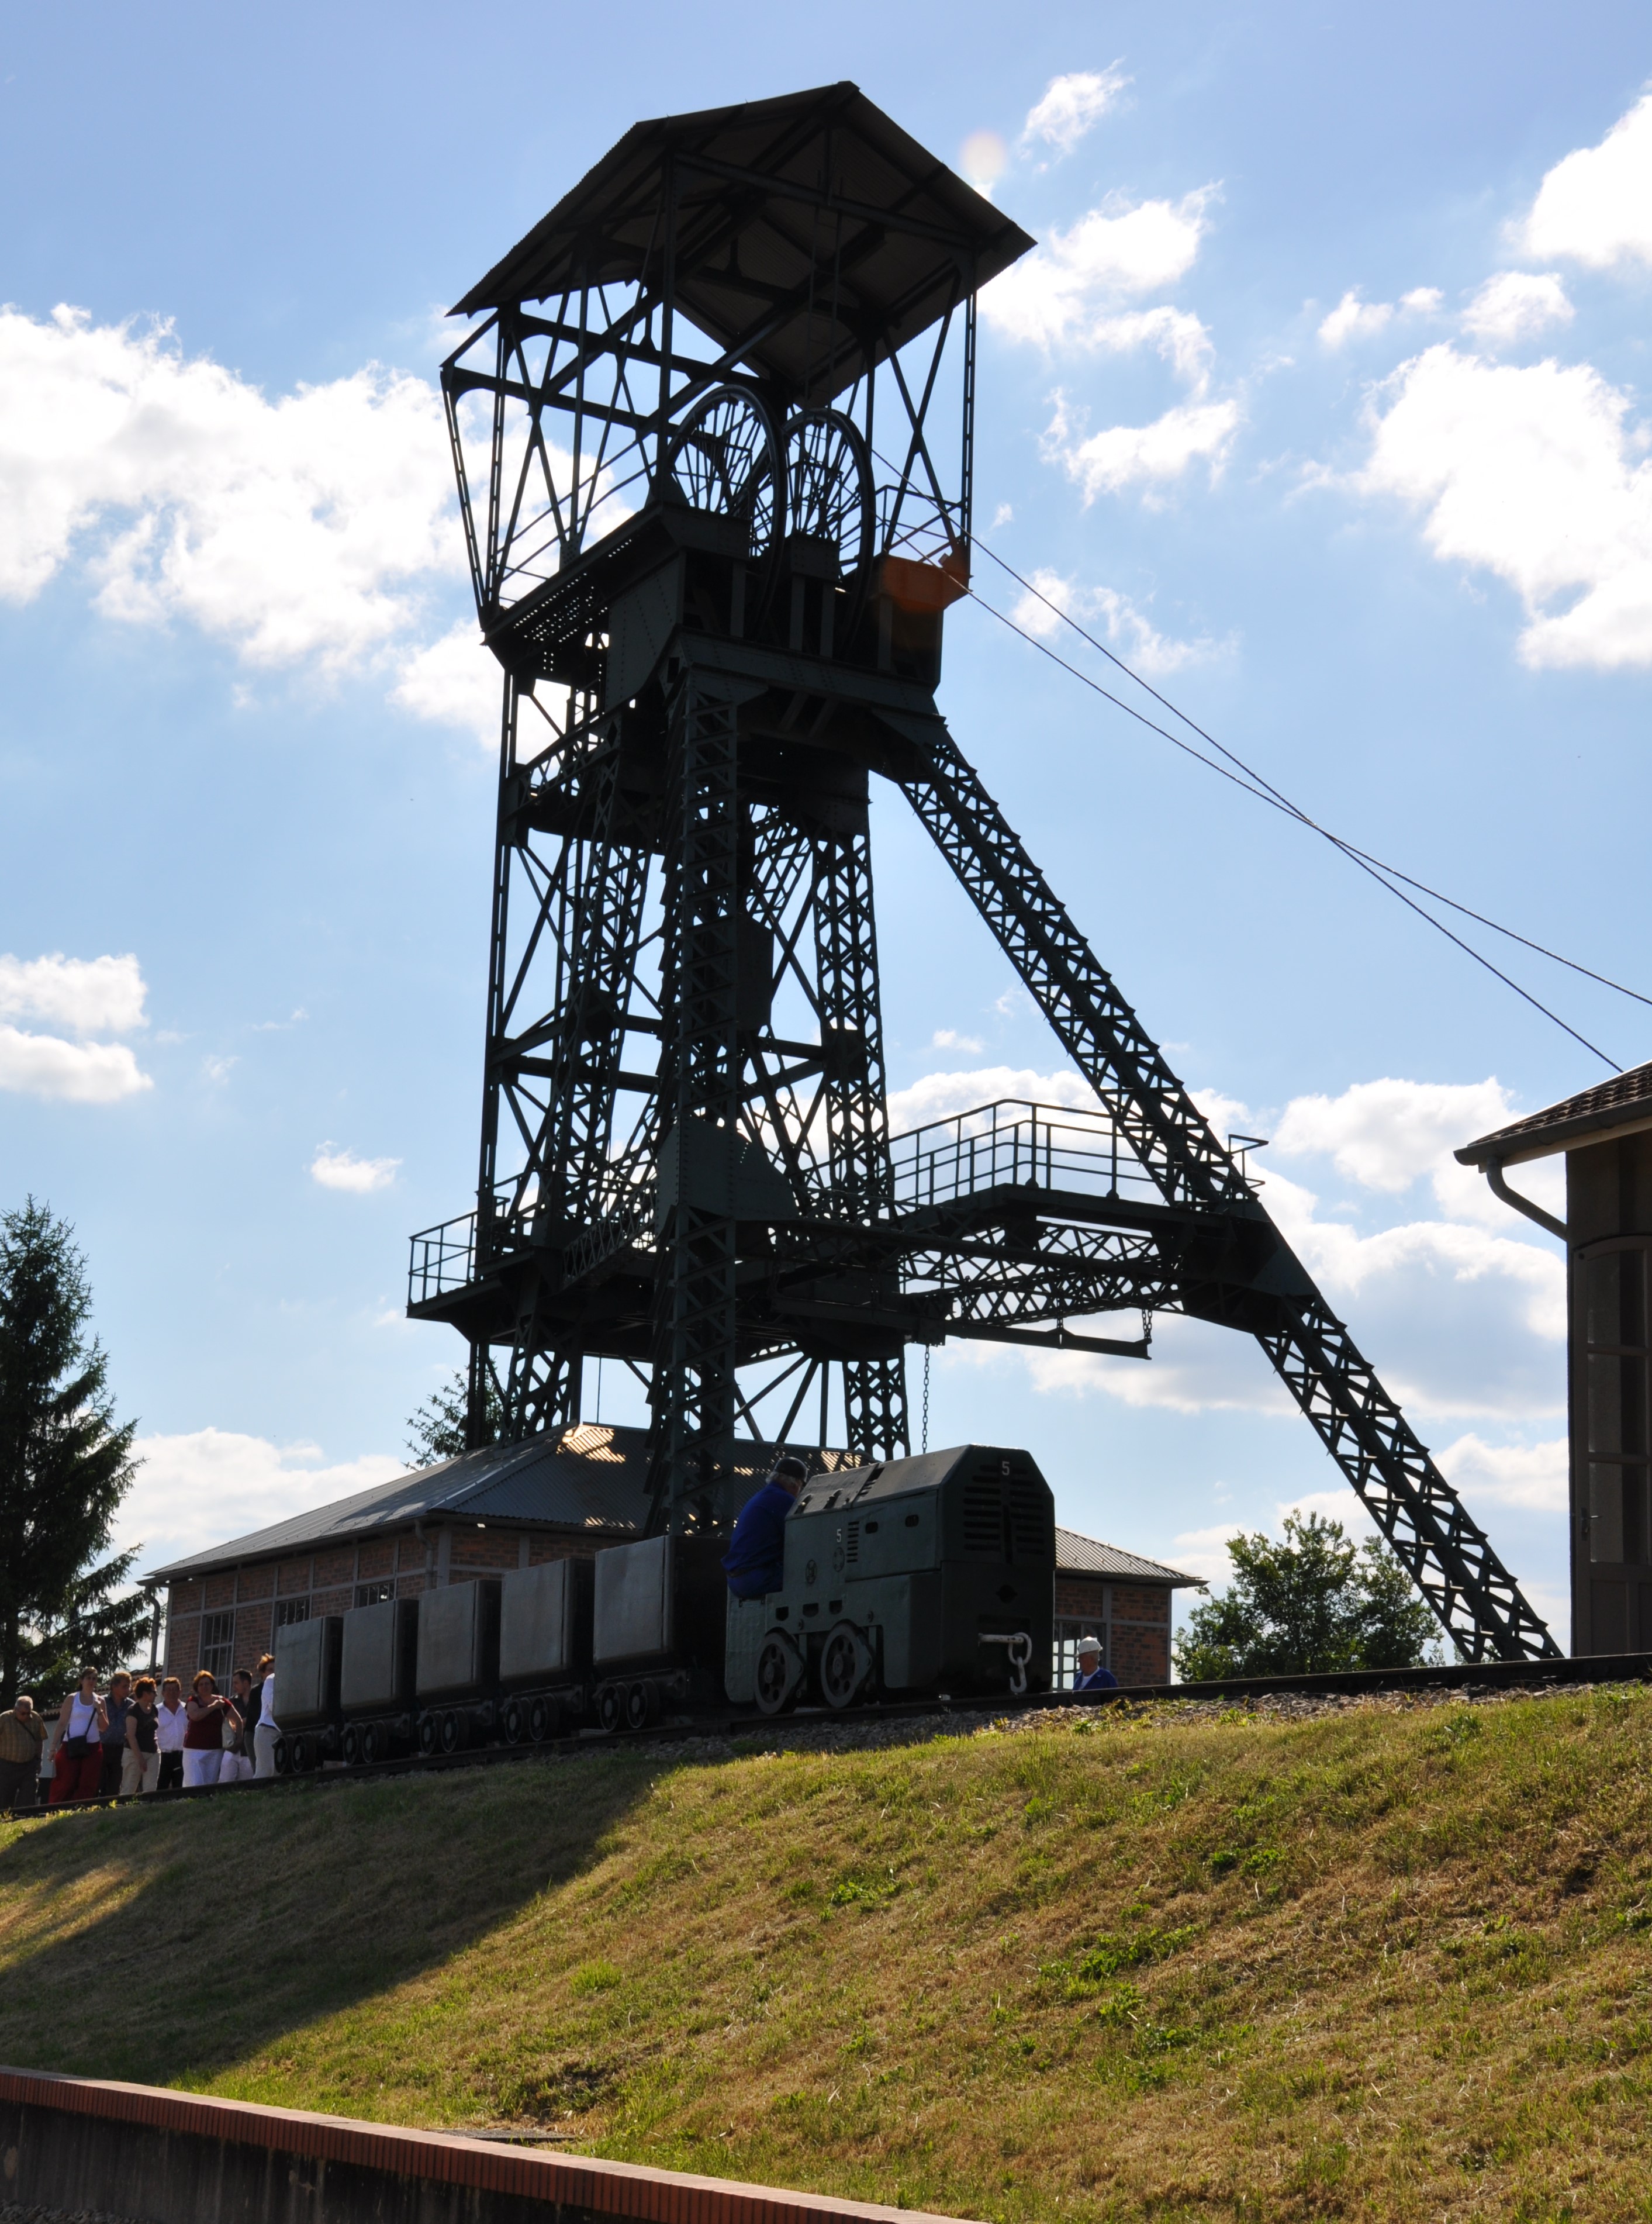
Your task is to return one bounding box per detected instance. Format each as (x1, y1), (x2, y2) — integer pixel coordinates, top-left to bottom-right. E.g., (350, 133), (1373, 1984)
(49, 1669), (107, 1805)
(252, 1654), (279, 1778)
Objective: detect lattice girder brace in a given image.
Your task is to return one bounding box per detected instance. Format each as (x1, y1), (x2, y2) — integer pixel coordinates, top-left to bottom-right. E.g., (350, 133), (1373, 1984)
(889, 707), (1558, 1663)
(645, 664), (758, 1531)
(811, 819), (907, 1460)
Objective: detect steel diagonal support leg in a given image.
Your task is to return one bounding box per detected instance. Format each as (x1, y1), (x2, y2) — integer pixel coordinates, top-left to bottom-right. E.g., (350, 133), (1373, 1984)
(647, 667), (746, 1532)
(894, 709), (1558, 1662)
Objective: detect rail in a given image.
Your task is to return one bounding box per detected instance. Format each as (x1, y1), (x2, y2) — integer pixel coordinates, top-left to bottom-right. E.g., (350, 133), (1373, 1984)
(407, 1183), (522, 1306)
(887, 1098), (1155, 1212)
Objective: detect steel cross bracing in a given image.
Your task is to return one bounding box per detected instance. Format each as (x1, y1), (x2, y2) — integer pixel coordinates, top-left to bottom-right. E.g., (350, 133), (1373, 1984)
(413, 84), (1557, 1660)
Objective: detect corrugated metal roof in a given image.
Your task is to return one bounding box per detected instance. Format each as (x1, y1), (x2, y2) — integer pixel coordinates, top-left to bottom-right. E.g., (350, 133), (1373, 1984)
(1055, 1527), (1204, 1588)
(144, 1426), (658, 1581)
(146, 1429), (1202, 1593)
(1456, 1058), (1652, 1168)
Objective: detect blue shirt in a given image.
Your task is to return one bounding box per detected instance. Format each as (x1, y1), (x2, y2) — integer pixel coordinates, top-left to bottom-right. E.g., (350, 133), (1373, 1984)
(723, 1480), (796, 1599)
(1075, 1664), (1119, 1691)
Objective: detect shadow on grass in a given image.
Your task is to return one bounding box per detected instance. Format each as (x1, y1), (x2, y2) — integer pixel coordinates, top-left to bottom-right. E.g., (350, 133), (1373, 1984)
(0, 1752), (661, 2088)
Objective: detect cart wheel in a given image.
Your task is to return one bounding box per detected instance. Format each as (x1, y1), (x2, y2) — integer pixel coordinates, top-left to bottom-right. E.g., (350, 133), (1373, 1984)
(361, 1721), (384, 1766)
(597, 1683), (623, 1735)
(528, 1695), (551, 1743)
(820, 1624), (869, 1710)
(340, 1723), (362, 1767)
(624, 1681), (652, 1732)
(755, 1633), (803, 1717)
(503, 1697), (527, 1746)
(272, 1736), (291, 1777)
(417, 1712), (440, 1757)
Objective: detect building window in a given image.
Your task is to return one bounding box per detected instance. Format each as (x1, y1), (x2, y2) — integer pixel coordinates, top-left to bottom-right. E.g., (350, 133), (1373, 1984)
(274, 1599), (309, 1629)
(1053, 1617), (1106, 1689)
(354, 1580), (393, 1607)
(199, 1611), (235, 1686)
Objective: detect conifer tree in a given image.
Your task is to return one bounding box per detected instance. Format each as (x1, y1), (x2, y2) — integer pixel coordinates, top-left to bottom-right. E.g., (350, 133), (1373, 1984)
(406, 1366), (502, 1466)
(0, 1199), (144, 1696)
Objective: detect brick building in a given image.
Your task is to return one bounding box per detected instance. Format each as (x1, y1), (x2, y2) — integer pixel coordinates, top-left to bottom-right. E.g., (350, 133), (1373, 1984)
(1052, 1528), (1202, 1686)
(150, 1424), (1202, 1690)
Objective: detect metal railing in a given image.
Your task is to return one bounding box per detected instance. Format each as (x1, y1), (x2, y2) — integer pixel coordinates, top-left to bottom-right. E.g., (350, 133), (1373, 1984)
(887, 1099), (1154, 1211)
(407, 1182), (524, 1307)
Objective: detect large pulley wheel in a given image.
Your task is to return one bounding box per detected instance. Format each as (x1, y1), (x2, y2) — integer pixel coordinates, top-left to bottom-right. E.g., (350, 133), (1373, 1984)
(754, 1631), (804, 1717)
(782, 407), (875, 623)
(668, 384), (783, 572)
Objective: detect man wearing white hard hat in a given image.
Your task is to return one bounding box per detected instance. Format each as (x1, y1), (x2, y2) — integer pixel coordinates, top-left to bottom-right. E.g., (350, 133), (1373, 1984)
(1073, 1635), (1118, 1693)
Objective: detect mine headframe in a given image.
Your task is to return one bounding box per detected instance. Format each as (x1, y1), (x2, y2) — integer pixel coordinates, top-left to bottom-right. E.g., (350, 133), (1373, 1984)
(407, 83), (1558, 1664)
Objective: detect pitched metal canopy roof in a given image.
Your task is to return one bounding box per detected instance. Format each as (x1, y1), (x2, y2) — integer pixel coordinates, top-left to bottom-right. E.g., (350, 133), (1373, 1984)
(1456, 1059), (1652, 1169)
(1055, 1527), (1204, 1588)
(449, 82), (1035, 404)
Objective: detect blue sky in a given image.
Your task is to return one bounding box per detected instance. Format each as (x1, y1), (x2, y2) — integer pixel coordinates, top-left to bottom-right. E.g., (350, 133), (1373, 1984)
(4, 2), (1650, 1648)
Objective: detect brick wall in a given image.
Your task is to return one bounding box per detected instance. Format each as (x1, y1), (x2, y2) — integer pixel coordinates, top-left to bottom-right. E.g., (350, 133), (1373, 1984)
(162, 1521), (642, 1677)
(1055, 1573), (1108, 1620)
(1053, 1576), (1178, 1687)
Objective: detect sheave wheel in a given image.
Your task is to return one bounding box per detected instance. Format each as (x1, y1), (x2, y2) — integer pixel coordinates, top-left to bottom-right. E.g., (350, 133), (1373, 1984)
(668, 385), (783, 569)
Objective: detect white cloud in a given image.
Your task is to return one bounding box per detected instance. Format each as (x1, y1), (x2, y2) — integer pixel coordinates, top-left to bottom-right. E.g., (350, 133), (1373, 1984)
(0, 1027), (152, 1102)
(390, 619), (499, 748)
(0, 951), (147, 1034)
(1019, 67), (1131, 158)
(1436, 1431), (1568, 1512)
(310, 1144), (401, 1193)
(1270, 1074), (1563, 1228)
(1009, 565), (1225, 674)
(1319, 291), (1394, 348)
(1461, 270), (1573, 346)
(1359, 344), (1652, 670)
(1522, 88), (1652, 270)
(120, 1428), (405, 1576)
(929, 1028), (985, 1053)
(0, 302), (461, 674)
(981, 192), (1216, 349)
(886, 1064), (1097, 1134)
(1318, 286), (1442, 348)
(1044, 392), (1240, 502)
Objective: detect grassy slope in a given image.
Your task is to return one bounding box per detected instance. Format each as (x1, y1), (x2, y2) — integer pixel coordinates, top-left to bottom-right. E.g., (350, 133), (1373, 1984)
(4, 1694), (1652, 2224)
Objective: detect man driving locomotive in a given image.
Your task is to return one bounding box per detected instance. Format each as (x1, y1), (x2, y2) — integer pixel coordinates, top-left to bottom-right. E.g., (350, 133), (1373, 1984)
(723, 1455), (808, 1598)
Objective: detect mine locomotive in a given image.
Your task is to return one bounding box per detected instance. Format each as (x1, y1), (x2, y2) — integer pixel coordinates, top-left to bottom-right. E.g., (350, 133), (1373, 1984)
(271, 1444), (1054, 1770)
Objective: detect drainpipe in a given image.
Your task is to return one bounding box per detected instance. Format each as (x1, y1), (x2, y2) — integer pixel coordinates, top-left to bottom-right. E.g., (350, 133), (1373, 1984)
(1484, 1157), (1567, 1243)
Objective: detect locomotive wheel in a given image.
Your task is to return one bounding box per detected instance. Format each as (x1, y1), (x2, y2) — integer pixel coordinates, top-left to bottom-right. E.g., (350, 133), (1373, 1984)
(819, 1624), (869, 1711)
(527, 1695), (552, 1743)
(360, 1721), (385, 1766)
(596, 1683), (623, 1735)
(502, 1697), (527, 1746)
(754, 1632), (803, 1717)
(438, 1710), (463, 1755)
(782, 407), (875, 622)
(340, 1723), (362, 1768)
(417, 1712), (440, 1757)
(668, 384), (783, 574)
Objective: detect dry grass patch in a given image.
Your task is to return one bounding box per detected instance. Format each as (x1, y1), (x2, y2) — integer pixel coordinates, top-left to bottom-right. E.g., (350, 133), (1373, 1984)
(3, 1691), (1652, 2221)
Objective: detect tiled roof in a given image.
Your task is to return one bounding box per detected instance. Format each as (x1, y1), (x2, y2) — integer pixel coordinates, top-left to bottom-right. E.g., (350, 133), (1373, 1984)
(1055, 1527), (1204, 1587)
(1457, 1059), (1652, 1168)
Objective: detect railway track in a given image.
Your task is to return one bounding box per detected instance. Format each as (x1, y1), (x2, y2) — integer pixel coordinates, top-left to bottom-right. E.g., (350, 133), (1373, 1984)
(13, 1647), (1651, 1824)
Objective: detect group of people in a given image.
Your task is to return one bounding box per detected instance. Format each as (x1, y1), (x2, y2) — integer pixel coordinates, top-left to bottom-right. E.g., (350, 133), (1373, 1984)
(0, 1656), (282, 1811)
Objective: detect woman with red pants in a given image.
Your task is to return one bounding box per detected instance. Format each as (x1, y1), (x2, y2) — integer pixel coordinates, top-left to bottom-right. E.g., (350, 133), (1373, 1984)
(50, 1669), (108, 1804)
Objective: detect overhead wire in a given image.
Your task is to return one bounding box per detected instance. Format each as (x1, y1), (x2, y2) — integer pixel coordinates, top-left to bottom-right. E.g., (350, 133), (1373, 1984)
(963, 536), (1634, 1070)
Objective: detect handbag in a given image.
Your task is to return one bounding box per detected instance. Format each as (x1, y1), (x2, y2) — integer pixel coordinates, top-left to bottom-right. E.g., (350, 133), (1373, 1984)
(60, 1698), (98, 1758)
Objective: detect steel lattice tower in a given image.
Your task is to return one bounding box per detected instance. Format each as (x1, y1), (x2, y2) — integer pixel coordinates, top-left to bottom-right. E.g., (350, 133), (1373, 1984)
(407, 82), (1557, 1662)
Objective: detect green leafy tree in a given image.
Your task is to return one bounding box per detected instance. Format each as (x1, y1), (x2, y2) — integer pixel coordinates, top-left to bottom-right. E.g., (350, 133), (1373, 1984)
(407, 1366), (502, 1466)
(0, 1199), (145, 1698)
(1173, 1511), (1441, 1681)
